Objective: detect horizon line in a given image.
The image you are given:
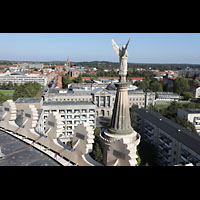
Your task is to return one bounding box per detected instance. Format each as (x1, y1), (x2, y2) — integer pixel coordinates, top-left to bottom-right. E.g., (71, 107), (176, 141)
(1, 59), (200, 65)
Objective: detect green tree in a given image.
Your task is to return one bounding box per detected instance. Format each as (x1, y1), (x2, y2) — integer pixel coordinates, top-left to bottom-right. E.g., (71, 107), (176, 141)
(137, 140), (157, 166)
(175, 117), (197, 133)
(182, 91), (193, 100)
(129, 104), (138, 129)
(90, 128), (103, 163)
(0, 93), (12, 104)
(149, 80), (163, 92)
(134, 80), (150, 92)
(73, 74), (83, 84)
(13, 82), (41, 101)
(173, 77), (189, 94)
(62, 74), (71, 89)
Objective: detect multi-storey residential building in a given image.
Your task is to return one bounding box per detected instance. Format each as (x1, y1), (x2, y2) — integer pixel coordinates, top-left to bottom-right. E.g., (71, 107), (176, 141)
(44, 88), (92, 102)
(155, 92), (181, 105)
(0, 72), (47, 86)
(134, 109), (200, 166)
(14, 97), (96, 144)
(19, 63), (44, 70)
(178, 108), (200, 134)
(39, 101), (96, 143)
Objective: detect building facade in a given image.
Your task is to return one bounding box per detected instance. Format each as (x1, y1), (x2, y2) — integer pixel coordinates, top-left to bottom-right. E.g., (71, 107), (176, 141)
(44, 87), (155, 118)
(178, 108), (200, 134)
(0, 73), (47, 86)
(134, 109), (200, 166)
(44, 88), (92, 102)
(40, 101), (96, 143)
(155, 92), (181, 105)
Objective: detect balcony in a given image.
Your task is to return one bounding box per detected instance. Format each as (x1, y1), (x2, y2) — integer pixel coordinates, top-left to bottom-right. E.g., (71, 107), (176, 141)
(194, 124), (200, 129)
(59, 110), (65, 114)
(164, 142), (172, 148)
(74, 115), (80, 119)
(194, 119), (200, 123)
(66, 126), (72, 130)
(180, 155), (188, 163)
(74, 109), (80, 113)
(81, 115), (87, 119)
(66, 115), (72, 119)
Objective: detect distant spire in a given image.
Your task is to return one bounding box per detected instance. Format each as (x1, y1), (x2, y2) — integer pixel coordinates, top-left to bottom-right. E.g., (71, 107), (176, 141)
(67, 56), (70, 67)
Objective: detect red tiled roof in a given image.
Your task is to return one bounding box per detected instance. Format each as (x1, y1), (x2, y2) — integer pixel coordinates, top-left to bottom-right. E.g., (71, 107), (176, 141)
(98, 77), (119, 80)
(0, 65), (13, 68)
(82, 77), (91, 79)
(129, 77), (145, 80)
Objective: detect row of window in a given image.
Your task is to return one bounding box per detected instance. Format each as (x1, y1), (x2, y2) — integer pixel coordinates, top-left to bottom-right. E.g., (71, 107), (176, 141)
(50, 98), (92, 102)
(44, 109), (95, 114)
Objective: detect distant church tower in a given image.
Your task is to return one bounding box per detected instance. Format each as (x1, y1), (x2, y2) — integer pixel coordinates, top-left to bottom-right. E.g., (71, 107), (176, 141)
(67, 56), (70, 68)
(65, 56), (70, 73)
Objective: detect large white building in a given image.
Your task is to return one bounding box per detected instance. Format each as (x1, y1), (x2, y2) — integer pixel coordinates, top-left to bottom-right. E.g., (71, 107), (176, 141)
(41, 101), (96, 141)
(44, 87), (155, 118)
(0, 72), (47, 86)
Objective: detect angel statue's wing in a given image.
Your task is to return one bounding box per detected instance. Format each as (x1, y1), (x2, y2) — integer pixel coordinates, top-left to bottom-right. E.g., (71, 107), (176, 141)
(124, 38), (130, 50)
(112, 39), (121, 56)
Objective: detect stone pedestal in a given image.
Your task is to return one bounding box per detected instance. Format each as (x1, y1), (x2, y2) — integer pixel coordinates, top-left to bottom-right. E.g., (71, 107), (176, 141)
(100, 128), (140, 166)
(100, 80), (141, 166)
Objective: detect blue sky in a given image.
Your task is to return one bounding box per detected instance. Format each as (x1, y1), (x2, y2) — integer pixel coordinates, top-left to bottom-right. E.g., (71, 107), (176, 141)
(0, 33), (200, 64)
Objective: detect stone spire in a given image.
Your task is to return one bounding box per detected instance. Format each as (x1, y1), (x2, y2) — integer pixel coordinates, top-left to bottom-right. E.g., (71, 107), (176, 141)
(108, 81), (134, 135)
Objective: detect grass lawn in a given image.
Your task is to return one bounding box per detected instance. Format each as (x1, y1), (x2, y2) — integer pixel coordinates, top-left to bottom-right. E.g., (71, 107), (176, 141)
(154, 101), (190, 110)
(0, 90), (15, 96)
(154, 103), (171, 110)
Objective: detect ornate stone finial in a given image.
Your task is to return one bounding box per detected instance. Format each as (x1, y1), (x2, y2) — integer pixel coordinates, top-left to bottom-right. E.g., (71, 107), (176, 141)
(2, 100), (17, 121)
(16, 104), (40, 140)
(23, 105), (38, 129)
(45, 113), (63, 140)
(73, 122), (95, 155)
(0, 100), (18, 132)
